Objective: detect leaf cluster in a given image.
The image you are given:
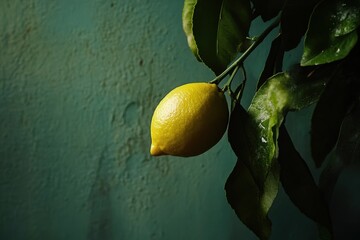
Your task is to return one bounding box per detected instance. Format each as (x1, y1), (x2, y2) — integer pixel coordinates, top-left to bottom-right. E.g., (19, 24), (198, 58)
(182, 0), (360, 239)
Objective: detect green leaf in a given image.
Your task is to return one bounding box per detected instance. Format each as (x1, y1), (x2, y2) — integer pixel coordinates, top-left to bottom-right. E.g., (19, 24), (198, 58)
(243, 73), (291, 186)
(225, 158), (279, 240)
(280, 0), (322, 51)
(182, 0), (251, 74)
(302, 32), (358, 66)
(301, 0), (360, 66)
(226, 103), (279, 240)
(331, 1), (360, 37)
(230, 70), (328, 188)
(278, 126), (332, 237)
(227, 70), (330, 238)
(286, 65), (333, 110)
(182, 0), (201, 61)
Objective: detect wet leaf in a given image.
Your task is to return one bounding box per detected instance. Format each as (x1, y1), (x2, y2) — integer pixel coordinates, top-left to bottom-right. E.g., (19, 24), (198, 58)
(301, 0), (360, 66)
(229, 71), (327, 187)
(331, 1), (360, 37)
(182, 0), (251, 74)
(278, 126), (332, 236)
(303, 32), (358, 66)
(286, 65), (332, 111)
(227, 69), (330, 238)
(243, 73), (291, 186)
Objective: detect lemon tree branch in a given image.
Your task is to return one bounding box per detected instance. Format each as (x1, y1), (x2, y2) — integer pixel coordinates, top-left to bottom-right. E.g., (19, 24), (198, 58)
(210, 16), (281, 85)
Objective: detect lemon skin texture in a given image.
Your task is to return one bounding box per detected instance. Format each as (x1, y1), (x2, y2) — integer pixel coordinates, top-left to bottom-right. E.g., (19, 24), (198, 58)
(150, 82), (229, 157)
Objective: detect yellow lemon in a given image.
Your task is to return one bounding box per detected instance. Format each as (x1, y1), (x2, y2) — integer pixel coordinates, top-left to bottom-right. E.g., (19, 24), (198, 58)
(150, 82), (229, 157)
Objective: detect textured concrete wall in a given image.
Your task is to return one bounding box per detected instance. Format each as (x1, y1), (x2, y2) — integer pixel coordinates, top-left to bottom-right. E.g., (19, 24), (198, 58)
(0, 0), (250, 239)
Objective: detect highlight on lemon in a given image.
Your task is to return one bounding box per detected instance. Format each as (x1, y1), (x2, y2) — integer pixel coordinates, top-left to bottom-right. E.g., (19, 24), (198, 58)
(150, 82), (229, 157)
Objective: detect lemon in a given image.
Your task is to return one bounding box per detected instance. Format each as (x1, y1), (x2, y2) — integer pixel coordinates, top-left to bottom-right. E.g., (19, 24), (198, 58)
(150, 82), (229, 157)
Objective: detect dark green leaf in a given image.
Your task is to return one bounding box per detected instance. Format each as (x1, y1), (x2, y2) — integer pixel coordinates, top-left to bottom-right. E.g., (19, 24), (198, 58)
(311, 48), (360, 167)
(251, 0), (285, 21)
(225, 158), (279, 240)
(286, 65), (332, 110)
(227, 103), (279, 240)
(317, 48), (360, 198)
(257, 34), (284, 89)
(333, 103), (360, 166)
(227, 69), (330, 238)
(311, 68), (352, 167)
(228, 102), (261, 179)
(319, 98), (360, 200)
(278, 126), (332, 236)
(280, 0), (322, 51)
(318, 153), (344, 201)
(182, 0), (252, 74)
(301, 0), (360, 66)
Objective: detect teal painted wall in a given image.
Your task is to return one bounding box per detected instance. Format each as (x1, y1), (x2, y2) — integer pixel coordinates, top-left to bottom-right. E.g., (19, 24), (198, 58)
(0, 0), (247, 239)
(1, 0), (359, 240)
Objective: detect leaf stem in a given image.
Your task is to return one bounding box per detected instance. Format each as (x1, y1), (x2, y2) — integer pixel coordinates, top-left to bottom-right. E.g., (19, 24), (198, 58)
(210, 16), (281, 85)
(236, 65), (247, 102)
(222, 64), (240, 92)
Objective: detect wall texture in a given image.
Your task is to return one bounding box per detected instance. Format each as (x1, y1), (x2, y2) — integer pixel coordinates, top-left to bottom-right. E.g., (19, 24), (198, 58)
(0, 0), (249, 239)
(1, 0), (358, 240)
